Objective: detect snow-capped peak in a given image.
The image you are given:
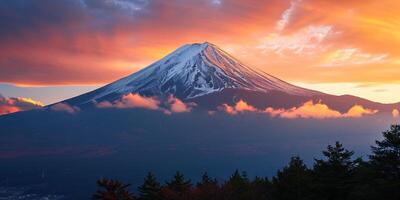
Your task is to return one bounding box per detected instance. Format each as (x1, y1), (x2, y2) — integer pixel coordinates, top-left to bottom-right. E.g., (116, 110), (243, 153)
(69, 42), (320, 105)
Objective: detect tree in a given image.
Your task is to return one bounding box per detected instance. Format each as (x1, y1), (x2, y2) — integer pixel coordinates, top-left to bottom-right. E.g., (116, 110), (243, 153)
(369, 124), (400, 199)
(222, 170), (251, 200)
(193, 172), (220, 200)
(93, 179), (135, 200)
(312, 142), (360, 200)
(272, 156), (312, 200)
(249, 176), (271, 200)
(138, 172), (162, 200)
(163, 171), (192, 200)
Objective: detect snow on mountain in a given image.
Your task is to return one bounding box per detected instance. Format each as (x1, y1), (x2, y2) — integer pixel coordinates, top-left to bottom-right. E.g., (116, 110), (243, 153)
(64, 42), (321, 106)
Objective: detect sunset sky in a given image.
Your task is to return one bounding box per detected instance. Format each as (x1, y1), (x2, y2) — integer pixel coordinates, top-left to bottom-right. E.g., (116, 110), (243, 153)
(1, 0), (400, 105)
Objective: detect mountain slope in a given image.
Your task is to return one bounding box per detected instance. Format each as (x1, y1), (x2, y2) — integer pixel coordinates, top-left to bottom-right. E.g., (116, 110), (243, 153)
(63, 42), (321, 107)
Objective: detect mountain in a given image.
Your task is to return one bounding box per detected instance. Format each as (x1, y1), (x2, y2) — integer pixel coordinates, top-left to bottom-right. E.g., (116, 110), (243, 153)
(63, 42), (320, 106)
(62, 42), (398, 112)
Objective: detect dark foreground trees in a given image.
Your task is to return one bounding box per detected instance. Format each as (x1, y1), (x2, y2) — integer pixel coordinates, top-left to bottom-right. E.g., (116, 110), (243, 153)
(93, 125), (400, 200)
(93, 179), (135, 200)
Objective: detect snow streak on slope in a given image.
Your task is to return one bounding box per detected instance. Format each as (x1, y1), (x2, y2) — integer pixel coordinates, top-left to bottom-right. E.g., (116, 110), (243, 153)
(70, 42), (321, 105)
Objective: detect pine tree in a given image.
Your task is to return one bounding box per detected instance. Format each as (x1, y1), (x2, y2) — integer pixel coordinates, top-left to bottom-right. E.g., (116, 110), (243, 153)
(250, 176), (271, 200)
(223, 170), (251, 200)
(312, 142), (360, 200)
(193, 172), (220, 200)
(369, 124), (400, 199)
(138, 172), (162, 200)
(92, 179), (135, 200)
(272, 156), (312, 200)
(163, 171), (192, 200)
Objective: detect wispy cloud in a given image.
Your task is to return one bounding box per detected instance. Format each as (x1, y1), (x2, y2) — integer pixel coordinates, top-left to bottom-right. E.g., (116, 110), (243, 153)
(276, 0), (300, 31)
(258, 25), (334, 56)
(321, 48), (388, 67)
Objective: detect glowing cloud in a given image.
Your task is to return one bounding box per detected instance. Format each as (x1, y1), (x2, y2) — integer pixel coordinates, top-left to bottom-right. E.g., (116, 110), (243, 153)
(97, 93), (195, 114)
(265, 101), (377, 119)
(50, 103), (80, 113)
(265, 101), (342, 119)
(343, 105), (378, 118)
(0, 95), (44, 115)
(393, 109), (399, 118)
(98, 93), (160, 110)
(220, 100), (378, 119)
(167, 96), (195, 113)
(221, 100), (257, 115)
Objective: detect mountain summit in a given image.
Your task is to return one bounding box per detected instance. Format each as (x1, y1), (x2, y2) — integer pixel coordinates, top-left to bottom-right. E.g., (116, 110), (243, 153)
(64, 42), (320, 106)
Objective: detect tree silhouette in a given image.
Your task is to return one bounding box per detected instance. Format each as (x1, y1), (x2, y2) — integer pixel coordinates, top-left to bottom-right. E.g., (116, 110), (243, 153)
(163, 171), (192, 200)
(369, 124), (400, 199)
(272, 156), (312, 200)
(312, 142), (360, 200)
(193, 172), (220, 200)
(223, 170), (251, 200)
(93, 179), (135, 200)
(138, 172), (162, 200)
(249, 176), (271, 200)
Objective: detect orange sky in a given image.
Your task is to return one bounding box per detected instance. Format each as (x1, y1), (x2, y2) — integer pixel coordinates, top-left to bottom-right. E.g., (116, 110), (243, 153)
(0, 0), (399, 103)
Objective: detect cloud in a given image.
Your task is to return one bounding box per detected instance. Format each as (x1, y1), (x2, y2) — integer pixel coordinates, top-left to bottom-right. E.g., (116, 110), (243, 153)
(342, 105), (378, 118)
(264, 101), (342, 119)
(220, 99), (377, 119)
(115, 93), (160, 110)
(211, 0), (222, 6)
(96, 100), (114, 108)
(97, 93), (195, 114)
(393, 109), (399, 118)
(50, 103), (80, 113)
(266, 101), (377, 119)
(258, 25), (334, 56)
(0, 96), (44, 115)
(265, 101), (377, 119)
(220, 100), (257, 115)
(276, 0), (300, 31)
(98, 93), (160, 110)
(321, 48), (388, 67)
(167, 96), (195, 113)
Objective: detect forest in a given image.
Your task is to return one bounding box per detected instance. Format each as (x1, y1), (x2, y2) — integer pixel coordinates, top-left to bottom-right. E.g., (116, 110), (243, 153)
(93, 125), (400, 200)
